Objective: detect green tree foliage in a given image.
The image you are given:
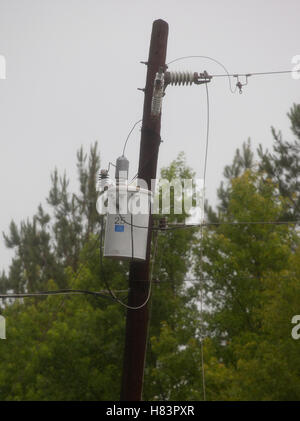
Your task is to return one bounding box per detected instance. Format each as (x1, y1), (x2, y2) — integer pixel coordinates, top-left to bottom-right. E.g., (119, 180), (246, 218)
(209, 104), (300, 223)
(1, 103), (300, 400)
(0, 150), (200, 401)
(144, 153), (202, 399)
(1, 143), (101, 293)
(194, 170), (300, 400)
(207, 138), (254, 222)
(0, 243), (126, 400)
(258, 104), (300, 219)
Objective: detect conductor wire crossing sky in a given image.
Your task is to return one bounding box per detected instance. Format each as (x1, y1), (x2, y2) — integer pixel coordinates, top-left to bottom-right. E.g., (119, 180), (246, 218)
(167, 55), (300, 94)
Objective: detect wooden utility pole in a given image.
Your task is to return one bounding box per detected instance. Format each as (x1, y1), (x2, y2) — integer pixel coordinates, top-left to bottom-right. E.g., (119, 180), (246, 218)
(120, 19), (169, 401)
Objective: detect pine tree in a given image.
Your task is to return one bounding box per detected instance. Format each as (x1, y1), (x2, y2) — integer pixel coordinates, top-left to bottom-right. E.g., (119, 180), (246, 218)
(258, 103), (300, 220)
(207, 138), (254, 222)
(1, 142), (101, 293)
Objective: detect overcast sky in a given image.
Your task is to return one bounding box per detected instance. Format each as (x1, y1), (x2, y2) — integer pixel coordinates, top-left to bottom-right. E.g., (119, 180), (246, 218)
(0, 0), (299, 272)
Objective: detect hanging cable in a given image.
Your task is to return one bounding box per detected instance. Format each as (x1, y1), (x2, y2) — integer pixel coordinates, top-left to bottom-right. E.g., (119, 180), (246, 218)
(99, 216), (155, 310)
(0, 289), (127, 300)
(197, 82), (210, 402)
(122, 119), (142, 157)
(0, 232), (129, 301)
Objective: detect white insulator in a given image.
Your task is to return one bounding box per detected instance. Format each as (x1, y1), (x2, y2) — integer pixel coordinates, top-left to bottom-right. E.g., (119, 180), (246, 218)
(151, 71), (165, 117)
(151, 95), (163, 116)
(169, 71), (194, 86)
(97, 169), (114, 193)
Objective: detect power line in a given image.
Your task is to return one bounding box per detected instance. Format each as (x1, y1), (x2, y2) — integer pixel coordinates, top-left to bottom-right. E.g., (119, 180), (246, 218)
(164, 220), (300, 230)
(113, 215), (300, 232)
(99, 217), (155, 310)
(122, 119), (142, 157)
(0, 288), (128, 300)
(203, 82), (210, 189)
(211, 69), (300, 78)
(166, 55), (300, 95)
(198, 80), (210, 402)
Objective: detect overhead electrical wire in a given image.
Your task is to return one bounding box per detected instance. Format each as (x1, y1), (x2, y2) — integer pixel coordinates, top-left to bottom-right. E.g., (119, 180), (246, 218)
(166, 55), (300, 94)
(211, 69), (300, 78)
(122, 118), (142, 157)
(2, 53), (298, 356)
(115, 217), (300, 232)
(99, 216), (156, 310)
(0, 289), (127, 300)
(197, 80), (210, 402)
(0, 233), (128, 301)
(164, 220), (300, 230)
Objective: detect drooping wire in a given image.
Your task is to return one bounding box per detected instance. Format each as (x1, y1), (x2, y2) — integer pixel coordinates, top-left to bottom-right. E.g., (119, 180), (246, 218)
(203, 82), (210, 189)
(197, 82), (210, 402)
(99, 215), (155, 310)
(0, 232), (129, 301)
(122, 119), (142, 157)
(0, 289), (125, 300)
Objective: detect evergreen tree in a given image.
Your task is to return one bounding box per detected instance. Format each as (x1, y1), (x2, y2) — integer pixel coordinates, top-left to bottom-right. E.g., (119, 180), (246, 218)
(258, 103), (300, 220)
(0, 151), (200, 401)
(1, 142), (101, 293)
(207, 138), (254, 222)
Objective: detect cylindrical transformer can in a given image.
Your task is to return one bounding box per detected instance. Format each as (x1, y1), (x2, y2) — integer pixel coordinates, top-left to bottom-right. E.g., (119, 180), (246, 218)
(104, 185), (152, 261)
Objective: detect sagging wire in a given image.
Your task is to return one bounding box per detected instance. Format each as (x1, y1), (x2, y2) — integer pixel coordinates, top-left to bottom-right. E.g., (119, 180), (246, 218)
(0, 232), (129, 301)
(99, 215), (156, 310)
(0, 289), (125, 300)
(105, 118), (142, 183)
(122, 119), (143, 157)
(196, 81), (210, 402)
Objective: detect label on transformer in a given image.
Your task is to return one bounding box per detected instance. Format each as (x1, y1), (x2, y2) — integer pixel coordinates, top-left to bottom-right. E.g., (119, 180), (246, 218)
(114, 224), (125, 232)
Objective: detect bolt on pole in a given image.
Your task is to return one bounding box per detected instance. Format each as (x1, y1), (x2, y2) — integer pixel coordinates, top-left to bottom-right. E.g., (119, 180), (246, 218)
(120, 19), (169, 401)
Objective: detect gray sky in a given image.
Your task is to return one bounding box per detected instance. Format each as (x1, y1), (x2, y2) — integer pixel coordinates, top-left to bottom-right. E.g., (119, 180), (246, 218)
(0, 0), (299, 272)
